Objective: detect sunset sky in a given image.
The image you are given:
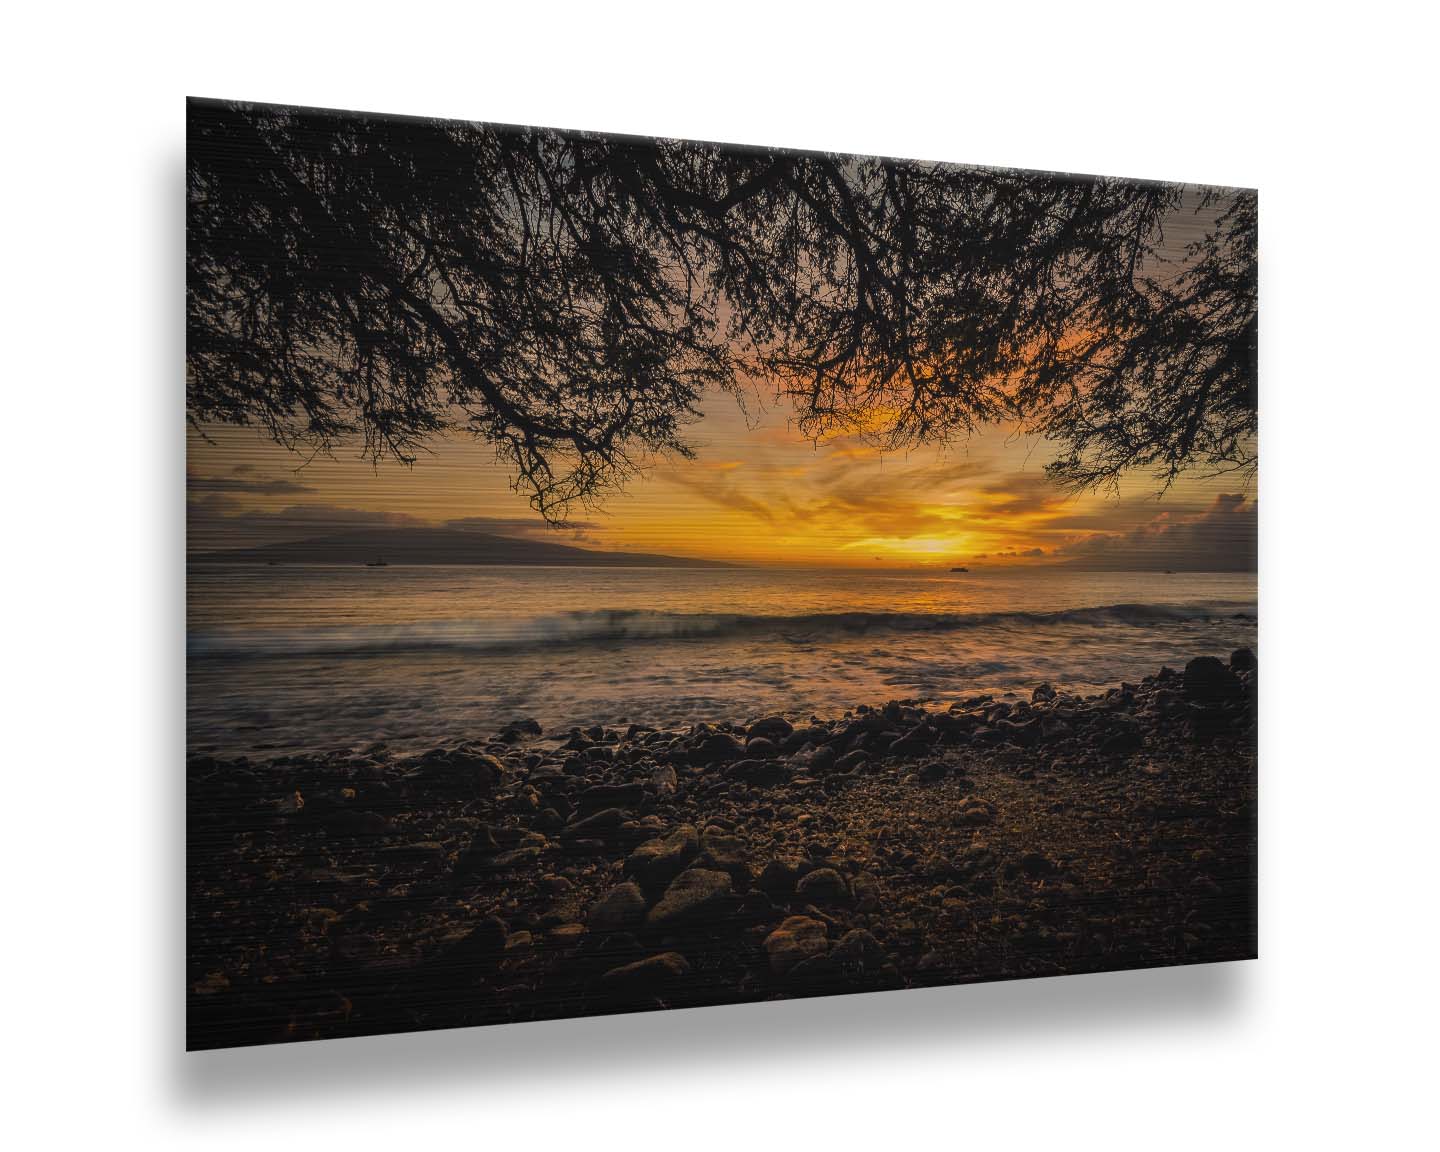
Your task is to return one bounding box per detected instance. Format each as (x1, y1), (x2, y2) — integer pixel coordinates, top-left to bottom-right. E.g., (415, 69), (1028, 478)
(188, 384), (1256, 570)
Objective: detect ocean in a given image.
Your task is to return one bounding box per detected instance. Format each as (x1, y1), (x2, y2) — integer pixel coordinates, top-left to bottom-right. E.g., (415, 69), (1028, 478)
(187, 565), (1258, 756)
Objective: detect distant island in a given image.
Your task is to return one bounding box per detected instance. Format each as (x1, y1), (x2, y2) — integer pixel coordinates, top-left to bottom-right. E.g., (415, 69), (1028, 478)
(189, 527), (734, 569)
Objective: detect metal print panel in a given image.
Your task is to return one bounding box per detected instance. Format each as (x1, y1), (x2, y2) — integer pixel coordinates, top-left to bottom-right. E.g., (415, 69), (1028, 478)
(186, 98), (1257, 1049)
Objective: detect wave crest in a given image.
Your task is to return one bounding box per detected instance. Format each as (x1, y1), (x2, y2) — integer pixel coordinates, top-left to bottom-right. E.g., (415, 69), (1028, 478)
(188, 601), (1255, 659)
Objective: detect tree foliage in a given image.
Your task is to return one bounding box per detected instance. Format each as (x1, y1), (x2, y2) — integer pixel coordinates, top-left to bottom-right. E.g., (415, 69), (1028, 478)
(188, 99), (1257, 518)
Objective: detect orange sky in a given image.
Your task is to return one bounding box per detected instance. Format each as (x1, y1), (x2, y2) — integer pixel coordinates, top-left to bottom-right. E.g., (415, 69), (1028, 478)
(187, 382), (1254, 568)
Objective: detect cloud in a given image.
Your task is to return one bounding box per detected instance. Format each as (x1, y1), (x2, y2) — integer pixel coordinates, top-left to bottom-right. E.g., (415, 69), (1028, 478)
(660, 470), (782, 526)
(1055, 493), (1257, 571)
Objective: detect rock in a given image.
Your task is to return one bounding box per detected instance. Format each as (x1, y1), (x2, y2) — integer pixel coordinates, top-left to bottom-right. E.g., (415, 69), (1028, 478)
(561, 807), (626, 840)
(577, 782), (645, 810)
(1183, 656), (1242, 702)
(699, 831), (753, 887)
(692, 732), (743, 765)
(1040, 715), (1073, 740)
(325, 809), (394, 838)
(587, 882), (648, 932)
(808, 745), (838, 774)
(995, 718), (1041, 747)
(756, 857), (803, 898)
(748, 716), (794, 741)
(1230, 647), (1257, 672)
(404, 749), (504, 796)
(918, 760), (948, 783)
(787, 952), (840, 983)
(831, 928), (891, 975)
(954, 796), (996, 826)
(1032, 682), (1057, 702)
(1100, 728), (1144, 755)
(646, 868), (733, 929)
(626, 824), (700, 884)
(600, 951), (690, 993)
(651, 763), (678, 795)
(1019, 851), (1057, 877)
(503, 930), (533, 953)
(887, 730), (933, 757)
(728, 758), (789, 786)
(795, 867), (849, 903)
(549, 922), (587, 946)
(490, 846), (542, 868)
(764, 915), (829, 975)
(744, 736), (779, 759)
(851, 872), (881, 911)
(454, 915), (508, 956)
(834, 749), (870, 773)
(379, 841), (447, 870)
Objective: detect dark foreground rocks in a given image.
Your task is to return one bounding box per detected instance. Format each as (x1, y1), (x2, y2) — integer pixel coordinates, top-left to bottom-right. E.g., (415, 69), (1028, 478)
(187, 652), (1258, 1049)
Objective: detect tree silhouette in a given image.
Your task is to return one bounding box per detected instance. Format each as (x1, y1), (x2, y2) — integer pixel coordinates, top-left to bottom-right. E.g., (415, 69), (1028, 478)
(188, 98), (1256, 519)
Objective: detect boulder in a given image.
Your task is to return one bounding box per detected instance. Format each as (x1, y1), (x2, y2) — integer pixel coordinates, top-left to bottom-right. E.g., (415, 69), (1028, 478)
(795, 866), (849, 903)
(756, 857), (803, 898)
(587, 881), (648, 932)
(1019, 851), (1058, 877)
(600, 952), (691, 993)
(748, 716), (794, 741)
(691, 732), (743, 765)
(453, 915), (508, 956)
(831, 928), (889, 971)
(1183, 656), (1242, 702)
(561, 807), (626, 841)
(576, 782), (645, 810)
(402, 749), (504, 797)
(646, 868), (733, 929)
(1230, 647), (1258, 672)
(727, 758), (790, 786)
(626, 824), (700, 884)
(699, 831), (753, 888)
(764, 915), (829, 975)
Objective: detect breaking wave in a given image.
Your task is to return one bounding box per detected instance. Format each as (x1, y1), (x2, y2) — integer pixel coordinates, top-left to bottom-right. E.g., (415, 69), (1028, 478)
(189, 601), (1256, 659)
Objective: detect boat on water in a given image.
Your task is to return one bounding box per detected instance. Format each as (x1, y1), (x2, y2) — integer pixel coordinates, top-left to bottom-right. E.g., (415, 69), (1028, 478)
(950, 566), (969, 573)
(364, 557), (389, 567)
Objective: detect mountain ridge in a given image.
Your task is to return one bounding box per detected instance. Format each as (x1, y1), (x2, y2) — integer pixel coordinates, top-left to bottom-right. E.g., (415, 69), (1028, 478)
(189, 527), (734, 569)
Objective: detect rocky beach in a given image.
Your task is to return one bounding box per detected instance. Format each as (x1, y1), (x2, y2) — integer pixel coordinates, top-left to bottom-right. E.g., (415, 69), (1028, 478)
(187, 650), (1257, 1049)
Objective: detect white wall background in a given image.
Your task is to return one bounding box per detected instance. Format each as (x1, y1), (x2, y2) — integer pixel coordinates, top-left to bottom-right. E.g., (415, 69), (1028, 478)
(3, 2), (1435, 1146)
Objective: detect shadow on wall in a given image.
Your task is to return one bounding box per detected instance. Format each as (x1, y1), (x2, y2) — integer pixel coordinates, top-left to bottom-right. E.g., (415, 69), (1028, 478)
(171, 959), (1252, 1110)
